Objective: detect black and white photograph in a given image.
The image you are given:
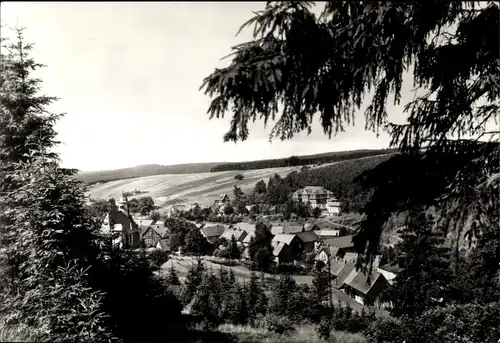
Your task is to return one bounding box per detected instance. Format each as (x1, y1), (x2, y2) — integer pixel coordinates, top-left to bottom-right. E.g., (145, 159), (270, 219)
(0, 2), (499, 342)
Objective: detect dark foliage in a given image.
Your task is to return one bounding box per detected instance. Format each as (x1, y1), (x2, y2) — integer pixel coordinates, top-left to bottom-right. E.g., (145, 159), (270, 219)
(0, 28), (186, 343)
(148, 249), (170, 270)
(164, 217), (198, 252)
(210, 149), (395, 172)
(247, 154), (392, 214)
(365, 303), (500, 343)
(387, 209), (453, 318)
(248, 221), (274, 272)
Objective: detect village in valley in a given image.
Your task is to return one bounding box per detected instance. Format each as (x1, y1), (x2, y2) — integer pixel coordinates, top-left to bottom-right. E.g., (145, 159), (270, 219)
(2, 1), (498, 343)
(95, 178), (403, 312)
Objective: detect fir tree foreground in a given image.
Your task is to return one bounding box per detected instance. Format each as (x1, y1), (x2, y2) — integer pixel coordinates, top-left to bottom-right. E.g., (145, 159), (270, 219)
(0, 28), (185, 343)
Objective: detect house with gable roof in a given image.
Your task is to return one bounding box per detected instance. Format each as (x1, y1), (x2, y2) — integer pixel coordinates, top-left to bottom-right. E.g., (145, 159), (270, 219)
(272, 231), (321, 261)
(220, 228), (248, 243)
(141, 221), (170, 248)
(312, 218), (350, 237)
(270, 222), (304, 235)
(273, 242), (294, 264)
(322, 234), (357, 258)
(338, 266), (391, 307)
(216, 193), (231, 207)
(100, 193), (141, 249)
(200, 224), (226, 243)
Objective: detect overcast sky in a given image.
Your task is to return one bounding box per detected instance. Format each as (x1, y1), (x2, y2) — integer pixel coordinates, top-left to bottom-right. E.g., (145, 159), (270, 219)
(1, 2), (414, 172)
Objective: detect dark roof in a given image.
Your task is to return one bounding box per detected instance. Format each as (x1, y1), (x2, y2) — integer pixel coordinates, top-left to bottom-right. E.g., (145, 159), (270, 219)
(271, 223), (303, 235)
(272, 234), (297, 245)
(329, 257), (348, 276)
(273, 242), (287, 257)
(108, 210), (139, 232)
(334, 262), (356, 288)
(296, 231), (319, 243)
(151, 224), (169, 237)
(341, 271), (387, 295)
(136, 219), (154, 230)
(232, 222), (256, 234)
(201, 225), (225, 238)
(157, 239), (170, 251)
(314, 219), (354, 231)
(324, 235), (356, 249)
(221, 228), (247, 242)
(378, 263), (404, 274)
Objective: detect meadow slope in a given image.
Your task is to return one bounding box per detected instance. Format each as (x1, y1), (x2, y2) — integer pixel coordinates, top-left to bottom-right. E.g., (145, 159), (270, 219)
(86, 166), (301, 207)
(85, 154), (391, 208)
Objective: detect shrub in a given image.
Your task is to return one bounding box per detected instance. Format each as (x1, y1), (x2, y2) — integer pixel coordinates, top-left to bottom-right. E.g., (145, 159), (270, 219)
(316, 317), (331, 340)
(364, 316), (405, 343)
(259, 314), (295, 335)
(213, 248), (231, 259)
(148, 249), (170, 269)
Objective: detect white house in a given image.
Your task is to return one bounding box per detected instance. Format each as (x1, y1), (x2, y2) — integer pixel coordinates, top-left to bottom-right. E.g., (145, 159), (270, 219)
(292, 186), (341, 215)
(325, 197), (341, 215)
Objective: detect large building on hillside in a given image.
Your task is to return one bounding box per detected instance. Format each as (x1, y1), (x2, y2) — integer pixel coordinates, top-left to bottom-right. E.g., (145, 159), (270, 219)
(292, 186), (341, 215)
(100, 193), (141, 249)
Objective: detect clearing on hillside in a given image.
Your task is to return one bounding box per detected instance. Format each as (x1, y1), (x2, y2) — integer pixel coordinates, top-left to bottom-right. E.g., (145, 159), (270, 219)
(86, 166), (300, 207)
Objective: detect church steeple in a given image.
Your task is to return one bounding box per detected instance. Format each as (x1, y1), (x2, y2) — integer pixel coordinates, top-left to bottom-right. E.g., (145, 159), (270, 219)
(118, 191), (129, 215)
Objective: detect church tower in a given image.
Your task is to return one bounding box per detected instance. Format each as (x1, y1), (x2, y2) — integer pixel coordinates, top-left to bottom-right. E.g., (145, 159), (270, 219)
(118, 192), (129, 216)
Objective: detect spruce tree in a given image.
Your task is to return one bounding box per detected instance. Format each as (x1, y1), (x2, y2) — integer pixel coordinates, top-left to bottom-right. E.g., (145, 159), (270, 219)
(247, 271), (260, 320)
(388, 209), (453, 318)
(256, 291), (268, 317)
(166, 264), (181, 286)
(269, 274), (297, 316)
(311, 269), (330, 303)
(248, 221), (274, 272)
(235, 282), (249, 325)
(0, 28), (113, 342)
(229, 234), (241, 260)
(185, 258), (205, 302)
(191, 272), (218, 327)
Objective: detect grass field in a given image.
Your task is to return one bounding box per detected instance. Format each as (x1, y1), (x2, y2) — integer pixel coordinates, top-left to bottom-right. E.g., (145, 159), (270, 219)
(86, 165), (301, 207)
(86, 154), (390, 208)
(217, 323), (367, 343)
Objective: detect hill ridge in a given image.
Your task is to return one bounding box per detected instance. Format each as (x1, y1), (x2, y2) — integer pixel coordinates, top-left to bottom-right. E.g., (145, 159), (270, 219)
(78, 148), (396, 185)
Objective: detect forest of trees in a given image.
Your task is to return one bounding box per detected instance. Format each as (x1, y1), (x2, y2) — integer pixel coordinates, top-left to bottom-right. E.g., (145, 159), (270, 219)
(243, 153), (393, 214)
(210, 148), (396, 172)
